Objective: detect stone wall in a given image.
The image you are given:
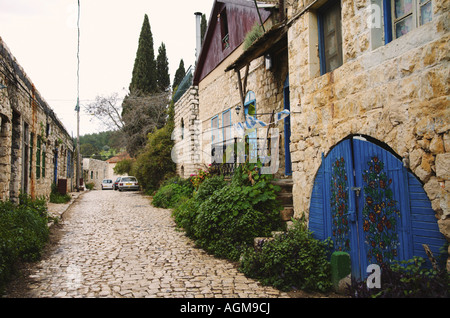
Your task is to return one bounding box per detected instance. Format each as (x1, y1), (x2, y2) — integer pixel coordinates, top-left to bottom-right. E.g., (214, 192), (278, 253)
(0, 36), (75, 201)
(287, 1), (449, 243)
(83, 158), (109, 190)
(173, 86), (203, 177)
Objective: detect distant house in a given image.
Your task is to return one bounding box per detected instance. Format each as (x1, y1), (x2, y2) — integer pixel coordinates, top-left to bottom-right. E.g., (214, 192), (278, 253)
(82, 152), (131, 189)
(106, 152), (132, 180)
(0, 37), (75, 201)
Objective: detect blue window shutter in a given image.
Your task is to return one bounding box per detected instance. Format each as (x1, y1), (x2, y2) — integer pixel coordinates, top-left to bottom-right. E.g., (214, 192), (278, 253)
(383, 0), (393, 44)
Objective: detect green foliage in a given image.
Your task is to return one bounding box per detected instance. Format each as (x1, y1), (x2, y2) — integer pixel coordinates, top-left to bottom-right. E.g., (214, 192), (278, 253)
(133, 125), (176, 193)
(78, 130), (121, 160)
(113, 159), (135, 176)
(244, 22), (264, 51)
(0, 194), (50, 291)
(173, 59), (186, 90)
(152, 177), (194, 209)
(239, 219), (333, 292)
(129, 14), (157, 95)
(49, 183), (71, 204)
(195, 175), (227, 202)
(348, 256), (450, 298)
(156, 42), (170, 91)
(172, 175), (226, 238)
(85, 182), (95, 190)
(173, 165), (284, 262)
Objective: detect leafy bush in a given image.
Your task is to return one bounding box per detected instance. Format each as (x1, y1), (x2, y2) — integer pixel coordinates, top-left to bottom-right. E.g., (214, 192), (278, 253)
(195, 175), (227, 202)
(152, 178), (194, 209)
(0, 194), (50, 291)
(347, 256), (450, 298)
(239, 219), (333, 292)
(49, 183), (71, 204)
(172, 175), (226, 237)
(193, 178), (284, 261)
(133, 125), (176, 193)
(173, 162), (284, 261)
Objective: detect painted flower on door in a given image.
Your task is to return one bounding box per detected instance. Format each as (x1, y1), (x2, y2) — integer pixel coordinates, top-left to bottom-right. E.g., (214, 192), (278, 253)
(330, 157), (350, 252)
(362, 156), (401, 265)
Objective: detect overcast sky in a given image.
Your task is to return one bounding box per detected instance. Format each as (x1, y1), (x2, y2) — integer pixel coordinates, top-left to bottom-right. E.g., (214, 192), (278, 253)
(0, 0), (212, 136)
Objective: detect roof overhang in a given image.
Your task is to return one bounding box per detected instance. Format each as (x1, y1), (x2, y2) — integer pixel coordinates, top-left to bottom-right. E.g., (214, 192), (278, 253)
(224, 21), (288, 72)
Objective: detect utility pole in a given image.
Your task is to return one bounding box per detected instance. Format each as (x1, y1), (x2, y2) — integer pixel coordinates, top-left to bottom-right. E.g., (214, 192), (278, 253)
(76, 0), (81, 191)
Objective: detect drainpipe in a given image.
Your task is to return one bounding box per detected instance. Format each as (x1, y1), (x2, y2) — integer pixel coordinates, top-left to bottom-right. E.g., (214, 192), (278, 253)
(194, 12), (202, 66)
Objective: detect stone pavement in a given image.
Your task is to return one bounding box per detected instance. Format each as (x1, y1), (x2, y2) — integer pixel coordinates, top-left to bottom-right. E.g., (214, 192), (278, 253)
(6, 190), (291, 298)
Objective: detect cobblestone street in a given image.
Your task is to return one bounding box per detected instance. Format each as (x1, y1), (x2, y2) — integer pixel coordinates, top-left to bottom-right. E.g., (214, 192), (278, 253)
(4, 190), (291, 298)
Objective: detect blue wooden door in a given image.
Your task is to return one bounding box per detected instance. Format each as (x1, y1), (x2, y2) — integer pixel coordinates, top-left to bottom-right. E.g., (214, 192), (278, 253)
(309, 137), (446, 280)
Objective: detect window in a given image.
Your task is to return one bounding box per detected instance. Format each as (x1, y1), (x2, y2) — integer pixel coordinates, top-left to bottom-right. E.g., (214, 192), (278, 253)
(222, 110), (232, 143)
(211, 115), (219, 144)
(29, 133), (34, 178)
(318, 1), (343, 75)
(392, 0), (432, 39)
(244, 91), (257, 162)
(36, 136), (41, 179)
(42, 148), (46, 178)
(219, 9), (230, 50)
(181, 118), (184, 140)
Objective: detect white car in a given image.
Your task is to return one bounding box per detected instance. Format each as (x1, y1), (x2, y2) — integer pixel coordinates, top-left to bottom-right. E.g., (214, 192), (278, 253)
(101, 179), (114, 190)
(118, 176), (140, 191)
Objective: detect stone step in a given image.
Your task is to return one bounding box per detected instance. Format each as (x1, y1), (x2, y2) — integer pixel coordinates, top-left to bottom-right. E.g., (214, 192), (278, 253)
(280, 206), (294, 221)
(277, 192), (293, 206)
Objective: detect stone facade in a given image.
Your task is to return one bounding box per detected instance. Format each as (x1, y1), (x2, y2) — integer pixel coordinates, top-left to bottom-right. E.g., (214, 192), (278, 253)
(173, 86), (203, 178)
(174, 0), (449, 267)
(0, 37), (75, 202)
(83, 158), (110, 190)
(287, 0), (449, 237)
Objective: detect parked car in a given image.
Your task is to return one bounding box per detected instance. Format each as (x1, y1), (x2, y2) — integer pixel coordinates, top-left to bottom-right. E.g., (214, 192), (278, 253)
(101, 179), (114, 190)
(114, 177), (121, 190)
(118, 176), (140, 191)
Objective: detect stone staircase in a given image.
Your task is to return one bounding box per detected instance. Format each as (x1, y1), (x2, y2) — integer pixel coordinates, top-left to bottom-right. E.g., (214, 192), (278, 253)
(253, 178), (294, 250)
(271, 178), (294, 222)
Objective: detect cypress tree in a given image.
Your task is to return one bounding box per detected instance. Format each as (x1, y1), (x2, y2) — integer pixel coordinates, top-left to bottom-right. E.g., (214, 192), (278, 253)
(173, 59), (186, 90)
(201, 14), (207, 45)
(129, 14), (157, 95)
(156, 42), (170, 92)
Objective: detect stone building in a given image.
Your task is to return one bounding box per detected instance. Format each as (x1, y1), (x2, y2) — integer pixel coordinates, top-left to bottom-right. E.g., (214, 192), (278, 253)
(174, 0), (449, 276)
(83, 158), (109, 190)
(0, 37), (75, 202)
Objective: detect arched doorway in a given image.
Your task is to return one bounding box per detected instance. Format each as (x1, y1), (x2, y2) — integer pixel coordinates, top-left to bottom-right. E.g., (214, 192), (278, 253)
(309, 135), (447, 279)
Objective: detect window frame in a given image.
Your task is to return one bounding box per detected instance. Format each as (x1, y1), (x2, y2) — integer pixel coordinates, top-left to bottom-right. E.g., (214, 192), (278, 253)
(211, 115), (219, 144)
(386, 0), (433, 42)
(36, 136), (41, 179)
(222, 109), (232, 144)
(317, 0), (343, 75)
(219, 8), (230, 50)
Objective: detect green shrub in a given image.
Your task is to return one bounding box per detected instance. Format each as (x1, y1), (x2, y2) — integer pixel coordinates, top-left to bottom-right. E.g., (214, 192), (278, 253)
(239, 219), (333, 292)
(50, 183), (71, 204)
(195, 175), (227, 202)
(152, 180), (194, 209)
(172, 175), (226, 237)
(347, 256), (449, 298)
(193, 182), (284, 261)
(133, 125), (176, 193)
(0, 194), (50, 292)
(173, 162), (284, 261)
